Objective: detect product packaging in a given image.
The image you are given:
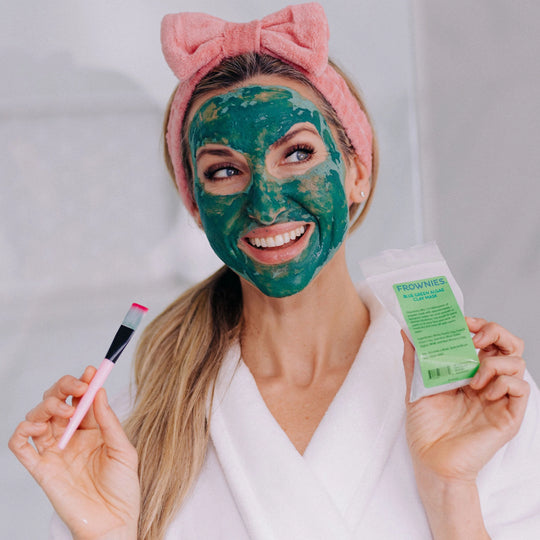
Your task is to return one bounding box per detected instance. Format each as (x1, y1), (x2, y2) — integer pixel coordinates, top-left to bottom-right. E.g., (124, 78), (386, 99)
(359, 242), (479, 402)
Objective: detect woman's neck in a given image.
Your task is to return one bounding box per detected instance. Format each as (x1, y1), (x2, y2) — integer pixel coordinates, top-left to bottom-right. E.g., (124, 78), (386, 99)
(239, 245), (370, 386)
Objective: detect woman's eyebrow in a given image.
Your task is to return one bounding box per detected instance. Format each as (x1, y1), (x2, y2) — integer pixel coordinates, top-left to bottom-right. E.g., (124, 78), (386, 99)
(196, 147), (236, 161)
(271, 125), (319, 149)
(195, 125), (319, 161)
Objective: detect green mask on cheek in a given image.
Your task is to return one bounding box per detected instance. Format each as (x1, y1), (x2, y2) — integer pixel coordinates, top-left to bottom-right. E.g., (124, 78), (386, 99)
(189, 85), (349, 298)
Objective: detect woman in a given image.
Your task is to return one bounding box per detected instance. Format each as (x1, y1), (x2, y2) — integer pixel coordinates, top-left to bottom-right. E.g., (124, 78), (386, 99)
(9, 4), (540, 539)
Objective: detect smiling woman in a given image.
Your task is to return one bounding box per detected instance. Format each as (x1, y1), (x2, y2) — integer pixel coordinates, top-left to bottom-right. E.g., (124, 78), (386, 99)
(188, 82), (359, 297)
(8, 3), (540, 540)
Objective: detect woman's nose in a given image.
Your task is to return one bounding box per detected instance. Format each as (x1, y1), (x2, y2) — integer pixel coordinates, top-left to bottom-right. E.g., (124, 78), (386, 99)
(245, 169), (287, 225)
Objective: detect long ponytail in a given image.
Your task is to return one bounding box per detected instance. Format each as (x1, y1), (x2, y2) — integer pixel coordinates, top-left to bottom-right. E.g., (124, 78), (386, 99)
(124, 266), (242, 538)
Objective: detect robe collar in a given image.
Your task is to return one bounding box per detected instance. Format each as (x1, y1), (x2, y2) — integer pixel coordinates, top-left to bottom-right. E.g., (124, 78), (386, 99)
(210, 283), (406, 539)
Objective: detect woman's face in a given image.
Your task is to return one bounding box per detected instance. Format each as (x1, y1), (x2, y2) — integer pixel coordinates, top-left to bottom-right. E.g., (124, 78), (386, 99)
(187, 76), (361, 298)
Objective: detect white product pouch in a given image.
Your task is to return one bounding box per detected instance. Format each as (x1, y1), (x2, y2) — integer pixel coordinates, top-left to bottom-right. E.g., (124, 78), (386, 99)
(359, 242), (479, 402)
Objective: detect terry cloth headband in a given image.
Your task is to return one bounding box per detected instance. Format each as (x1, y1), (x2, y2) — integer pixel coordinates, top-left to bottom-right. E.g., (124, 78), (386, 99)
(161, 2), (373, 217)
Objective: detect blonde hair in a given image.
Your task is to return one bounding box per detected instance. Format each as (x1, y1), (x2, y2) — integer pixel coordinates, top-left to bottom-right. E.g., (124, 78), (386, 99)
(125, 53), (378, 538)
(124, 267), (242, 538)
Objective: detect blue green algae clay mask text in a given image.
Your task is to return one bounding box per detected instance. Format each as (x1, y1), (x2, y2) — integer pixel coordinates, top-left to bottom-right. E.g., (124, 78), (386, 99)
(189, 85), (350, 298)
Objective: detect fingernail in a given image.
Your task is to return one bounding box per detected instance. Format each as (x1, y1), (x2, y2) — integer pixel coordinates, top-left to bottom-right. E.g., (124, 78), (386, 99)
(59, 402), (71, 411)
(472, 331), (484, 344)
(470, 371), (481, 385)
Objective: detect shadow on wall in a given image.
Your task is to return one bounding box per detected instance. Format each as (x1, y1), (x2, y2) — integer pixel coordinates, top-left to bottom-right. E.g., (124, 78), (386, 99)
(1, 50), (222, 299)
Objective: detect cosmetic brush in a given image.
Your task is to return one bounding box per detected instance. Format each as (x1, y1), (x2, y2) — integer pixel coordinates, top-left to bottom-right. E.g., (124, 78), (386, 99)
(57, 303), (148, 450)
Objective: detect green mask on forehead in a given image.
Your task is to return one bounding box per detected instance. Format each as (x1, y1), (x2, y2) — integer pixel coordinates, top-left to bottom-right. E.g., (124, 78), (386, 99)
(189, 85), (350, 298)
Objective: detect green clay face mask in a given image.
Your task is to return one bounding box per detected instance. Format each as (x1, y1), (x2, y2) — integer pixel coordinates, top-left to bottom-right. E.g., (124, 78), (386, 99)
(189, 85), (350, 298)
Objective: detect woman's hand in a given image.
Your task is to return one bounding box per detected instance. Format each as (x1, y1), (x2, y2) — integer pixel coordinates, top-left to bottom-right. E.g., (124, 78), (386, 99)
(9, 367), (140, 540)
(402, 318), (530, 539)
(403, 318), (529, 480)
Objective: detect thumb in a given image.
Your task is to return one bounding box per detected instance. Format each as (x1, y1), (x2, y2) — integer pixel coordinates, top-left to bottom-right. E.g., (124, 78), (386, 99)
(93, 389), (134, 455)
(401, 330), (415, 403)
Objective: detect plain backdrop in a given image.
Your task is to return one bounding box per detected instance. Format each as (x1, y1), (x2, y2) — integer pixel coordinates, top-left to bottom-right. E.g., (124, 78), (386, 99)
(2, 1), (539, 537)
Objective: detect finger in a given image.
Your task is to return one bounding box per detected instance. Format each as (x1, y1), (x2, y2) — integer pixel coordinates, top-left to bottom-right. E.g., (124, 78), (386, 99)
(25, 396), (75, 424)
(506, 379), (530, 421)
(74, 366), (100, 430)
(42, 375), (88, 402)
(401, 331), (415, 403)
(484, 375), (530, 402)
(93, 389), (138, 464)
(481, 377), (530, 440)
(8, 421), (49, 475)
(465, 317), (488, 333)
(469, 321), (524, 356)
(469, 355), (526, 390)
(80, 365), (97, 384)
(72, 365), (97, 406)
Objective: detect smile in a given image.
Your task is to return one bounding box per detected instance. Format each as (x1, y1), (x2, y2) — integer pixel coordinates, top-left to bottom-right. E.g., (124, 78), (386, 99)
(247, 225), (306, 249)
(239, 223), (313, 265)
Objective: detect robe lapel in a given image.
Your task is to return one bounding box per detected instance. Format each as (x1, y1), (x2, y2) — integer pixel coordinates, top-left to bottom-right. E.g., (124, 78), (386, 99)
(303, 284), (406, 532)
(209, 284), (405, 539)
(210, 343), (353, 540)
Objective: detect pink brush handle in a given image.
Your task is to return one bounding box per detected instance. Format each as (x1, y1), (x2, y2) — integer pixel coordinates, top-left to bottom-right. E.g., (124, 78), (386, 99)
(57, 358), (114, 450)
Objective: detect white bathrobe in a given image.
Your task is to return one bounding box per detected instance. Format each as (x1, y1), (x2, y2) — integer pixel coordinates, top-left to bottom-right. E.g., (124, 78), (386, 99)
(50, 284), (540, 539)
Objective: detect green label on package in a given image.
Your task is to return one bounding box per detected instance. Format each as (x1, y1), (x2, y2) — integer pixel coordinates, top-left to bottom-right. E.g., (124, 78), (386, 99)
(393, 276), (479, 388)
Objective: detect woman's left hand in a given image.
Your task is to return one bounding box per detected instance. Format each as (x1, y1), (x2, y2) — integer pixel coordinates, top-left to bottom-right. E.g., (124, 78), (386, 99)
(402, 317), (530, 482)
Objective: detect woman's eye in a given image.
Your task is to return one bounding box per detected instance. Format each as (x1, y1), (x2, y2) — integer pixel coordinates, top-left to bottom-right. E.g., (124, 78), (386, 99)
(204, 166), (240, 181)
(284, 145), (314, 164)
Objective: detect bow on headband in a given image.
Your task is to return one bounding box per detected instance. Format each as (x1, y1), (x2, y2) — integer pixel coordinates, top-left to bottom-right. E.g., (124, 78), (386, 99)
(161, 4), (329, 80)
(161, 3), (373, 217)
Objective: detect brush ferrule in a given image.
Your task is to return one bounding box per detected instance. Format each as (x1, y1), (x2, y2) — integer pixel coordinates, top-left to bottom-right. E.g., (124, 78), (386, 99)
(105, 325), (134, 363)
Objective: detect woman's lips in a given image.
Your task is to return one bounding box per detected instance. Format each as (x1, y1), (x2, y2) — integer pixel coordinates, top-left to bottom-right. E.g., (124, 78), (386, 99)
(239, 222), (312, 265)
(247, 224), (306, 248)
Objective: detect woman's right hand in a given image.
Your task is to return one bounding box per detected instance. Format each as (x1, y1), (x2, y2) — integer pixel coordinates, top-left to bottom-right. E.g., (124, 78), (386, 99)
(8, 366), (140, 540)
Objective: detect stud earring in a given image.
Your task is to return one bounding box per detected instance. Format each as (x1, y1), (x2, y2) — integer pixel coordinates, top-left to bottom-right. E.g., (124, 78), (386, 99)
(360, 191), (366, 198)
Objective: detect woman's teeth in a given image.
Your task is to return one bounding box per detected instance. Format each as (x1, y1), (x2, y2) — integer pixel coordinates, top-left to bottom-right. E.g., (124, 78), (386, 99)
(248, 225), (306, 248)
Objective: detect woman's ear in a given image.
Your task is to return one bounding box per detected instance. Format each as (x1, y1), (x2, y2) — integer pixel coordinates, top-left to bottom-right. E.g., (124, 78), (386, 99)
(345, 154), (370, 204)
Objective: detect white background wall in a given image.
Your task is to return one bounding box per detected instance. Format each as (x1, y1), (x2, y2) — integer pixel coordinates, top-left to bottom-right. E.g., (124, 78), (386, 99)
(412, 0), (540, 380)
(2, 1), (538, 537)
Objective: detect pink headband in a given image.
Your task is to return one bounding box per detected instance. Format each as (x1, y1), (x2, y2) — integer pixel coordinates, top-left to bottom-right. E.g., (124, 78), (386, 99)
(161, 2), (373, 216)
